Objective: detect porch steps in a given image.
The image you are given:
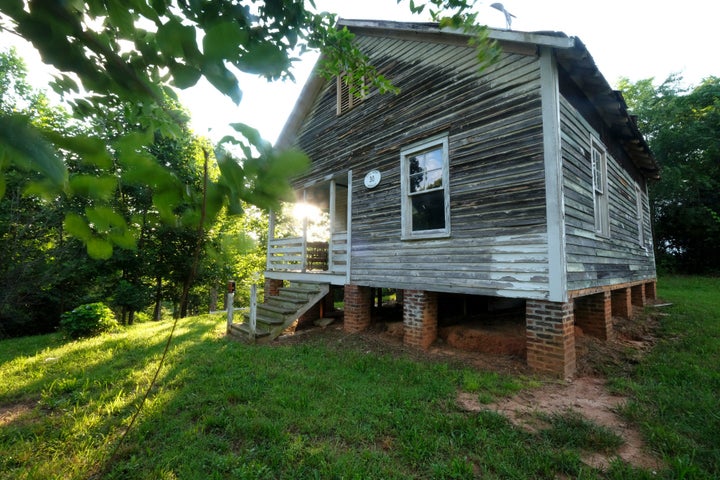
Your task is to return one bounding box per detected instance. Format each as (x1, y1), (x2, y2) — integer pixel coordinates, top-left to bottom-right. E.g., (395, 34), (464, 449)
(229, 281), (330, 344)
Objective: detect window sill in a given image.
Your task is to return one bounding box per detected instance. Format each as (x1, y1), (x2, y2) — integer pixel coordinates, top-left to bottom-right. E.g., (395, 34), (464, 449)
(401, 231), (451, 241)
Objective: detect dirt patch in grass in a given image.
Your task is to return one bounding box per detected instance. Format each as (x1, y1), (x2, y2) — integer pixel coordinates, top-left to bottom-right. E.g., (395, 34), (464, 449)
(462, 375), (662, 472)
(0, 399), (36, 427)
(277, 307), (665, 473)
(458, 309), (664, 472)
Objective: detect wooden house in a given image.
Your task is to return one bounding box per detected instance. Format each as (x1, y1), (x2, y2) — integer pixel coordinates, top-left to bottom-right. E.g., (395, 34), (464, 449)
(230, 19), (660, 378)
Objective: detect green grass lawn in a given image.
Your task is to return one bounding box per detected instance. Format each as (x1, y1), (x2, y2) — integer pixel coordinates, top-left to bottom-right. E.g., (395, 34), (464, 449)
(1, 276), (718, 479)
(612, 276), (720, 478)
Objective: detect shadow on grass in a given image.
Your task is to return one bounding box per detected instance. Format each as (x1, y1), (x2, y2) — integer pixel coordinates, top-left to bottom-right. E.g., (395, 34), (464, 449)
(2, 313), (670, 479)
(103, 330), (607, 479)
(0, 316), (226, 478)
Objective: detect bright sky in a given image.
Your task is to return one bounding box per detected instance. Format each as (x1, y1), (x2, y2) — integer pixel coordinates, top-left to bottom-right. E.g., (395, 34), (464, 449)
(3, 0), (718, 146)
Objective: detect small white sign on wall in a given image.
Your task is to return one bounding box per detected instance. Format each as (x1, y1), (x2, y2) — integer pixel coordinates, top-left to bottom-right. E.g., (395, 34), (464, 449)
(364, 169), (381, 189)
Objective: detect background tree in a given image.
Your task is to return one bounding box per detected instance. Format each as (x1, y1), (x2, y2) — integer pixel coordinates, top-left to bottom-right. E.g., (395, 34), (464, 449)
(0, 1), (497, 335)
(1, 49), (236, 334)
(620, 75), (720, 273)
(0, 49), (101, 336)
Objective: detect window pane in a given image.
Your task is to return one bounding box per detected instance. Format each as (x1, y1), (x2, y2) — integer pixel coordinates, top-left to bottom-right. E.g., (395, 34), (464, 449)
(423, 148), (443, 171)
(409, 156), (423, 175)
(409, 157), (422, 193)
(412, 190), (445, 231)
(408, 147), (443, 193)
(592, 148), (604, 193)
(424, 167), (443, 190)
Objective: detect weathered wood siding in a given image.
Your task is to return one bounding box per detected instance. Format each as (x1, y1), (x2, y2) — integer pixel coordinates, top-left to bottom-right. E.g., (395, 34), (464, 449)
(560, 97), (656, 291)
(291, 34), (551, 299)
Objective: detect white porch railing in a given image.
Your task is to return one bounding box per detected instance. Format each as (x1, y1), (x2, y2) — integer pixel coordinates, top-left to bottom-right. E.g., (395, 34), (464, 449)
(267, 233), (348, 275)
(329, 232), (348, 274)
(267, 236), (305, 271)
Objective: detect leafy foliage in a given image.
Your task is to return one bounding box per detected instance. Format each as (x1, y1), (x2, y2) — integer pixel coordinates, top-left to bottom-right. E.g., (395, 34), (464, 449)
(0, 49), (97, 338)
(59, 302), (119, 338)
(620, 76), (720, 273)
(0, 1), (499, 331)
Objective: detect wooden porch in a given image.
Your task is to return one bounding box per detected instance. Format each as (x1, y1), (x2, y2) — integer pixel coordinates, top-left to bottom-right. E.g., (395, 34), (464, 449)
(265, 233), (349, 286)
(265, 174), (351, 286)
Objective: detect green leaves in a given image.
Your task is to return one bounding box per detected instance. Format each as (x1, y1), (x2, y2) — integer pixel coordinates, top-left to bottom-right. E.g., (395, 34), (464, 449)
(237, 41), (289, 79)
(156, 19), (197, 59)
(86, 206), (126, 233)
(63, 213), (94, 241)
(0, 114), (67, 195)
(201, 61), (242, 104)
(68, 175), (117, 201)
(105, 0), (135, 34)
(43, 131), (113, 169)
(203, 22), (249, 61)
(64, 208), (137, 260)
(169, 62), (202, 89)
(153, 189), (184, 224)
(214, 122), (309, 213)
(623, 75), (720, 273)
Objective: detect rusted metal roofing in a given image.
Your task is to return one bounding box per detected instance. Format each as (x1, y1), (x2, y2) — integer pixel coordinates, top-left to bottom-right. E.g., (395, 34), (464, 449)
(277, 19), (659, 179)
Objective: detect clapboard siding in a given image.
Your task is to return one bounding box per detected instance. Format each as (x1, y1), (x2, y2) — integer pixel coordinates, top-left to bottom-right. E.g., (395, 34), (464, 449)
(291, 35), (550, 299)
(560, 97), (656, 290)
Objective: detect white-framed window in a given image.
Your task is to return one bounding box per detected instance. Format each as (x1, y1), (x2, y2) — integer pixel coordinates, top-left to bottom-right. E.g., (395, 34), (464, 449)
(591, 140), (609, 237)
(336, 73), (365, 116)
(400, 134), (450, 239)
(636, 183), (646, 248)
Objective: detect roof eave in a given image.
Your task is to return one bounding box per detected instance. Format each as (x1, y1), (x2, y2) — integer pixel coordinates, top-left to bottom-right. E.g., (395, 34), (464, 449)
(275, 59), (326, 151)
(338, 18), (576, 49)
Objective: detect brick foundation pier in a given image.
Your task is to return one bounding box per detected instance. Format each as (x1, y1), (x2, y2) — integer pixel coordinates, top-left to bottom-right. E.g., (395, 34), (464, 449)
(403, 290), (438, 349)
(344, 284), (372, 333)
(574, 291), (615, 341)
(526, 300), (576, 378)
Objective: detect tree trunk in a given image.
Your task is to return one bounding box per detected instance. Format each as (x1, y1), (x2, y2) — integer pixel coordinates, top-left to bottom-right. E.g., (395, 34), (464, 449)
(178, 147), (210, 318)
(179, 279), (191, 318)
(153, 276), (162, 320)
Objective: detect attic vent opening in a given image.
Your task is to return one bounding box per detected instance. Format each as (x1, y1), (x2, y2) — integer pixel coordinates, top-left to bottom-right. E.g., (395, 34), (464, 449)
(336, 73), (365, 116)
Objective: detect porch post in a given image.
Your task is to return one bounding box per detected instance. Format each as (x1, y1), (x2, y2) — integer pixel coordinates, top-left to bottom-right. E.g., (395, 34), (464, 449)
(328, 179), (336, 272)
(266, 209), (276, 272)
(301, 189), (308, 272)
(249, 284), (257, 340)
(346, 170), (353, 285)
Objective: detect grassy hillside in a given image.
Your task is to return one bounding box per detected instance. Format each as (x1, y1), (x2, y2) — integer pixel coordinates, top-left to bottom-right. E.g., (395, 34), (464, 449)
(1, 276), (718, 479)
